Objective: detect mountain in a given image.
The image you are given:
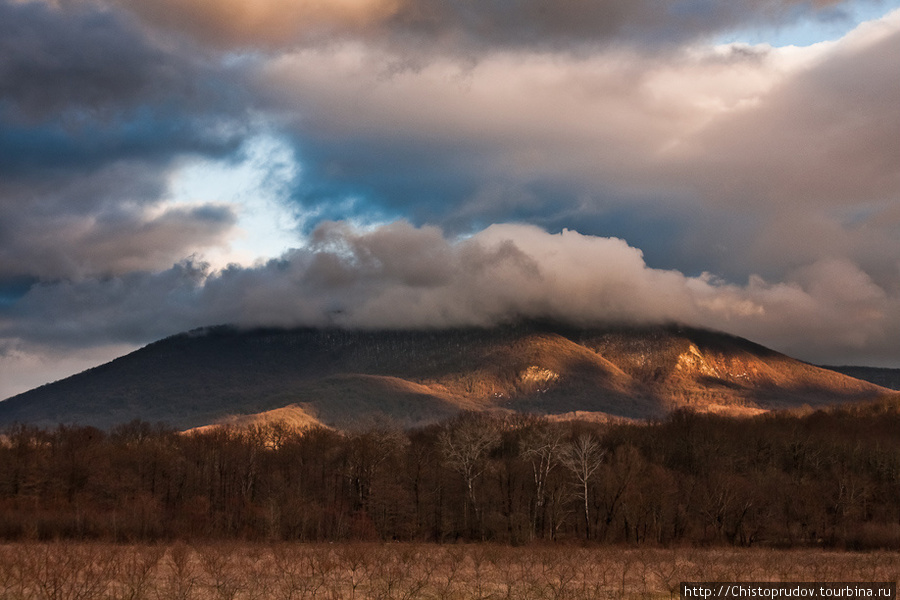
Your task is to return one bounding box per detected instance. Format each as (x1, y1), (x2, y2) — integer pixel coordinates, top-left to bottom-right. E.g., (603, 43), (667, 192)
(0, 322), (890, 430)
(820, 366), (900, 391)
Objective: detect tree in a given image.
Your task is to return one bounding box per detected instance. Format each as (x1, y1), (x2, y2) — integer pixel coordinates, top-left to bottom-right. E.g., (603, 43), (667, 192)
(438, 414), (501, 539)
(519, 423), (565, 539)
(561, 433), (605, 539)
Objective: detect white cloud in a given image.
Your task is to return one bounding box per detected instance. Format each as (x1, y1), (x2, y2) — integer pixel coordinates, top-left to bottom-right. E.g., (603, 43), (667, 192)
(262, 9), (900, 286)
(4, 221), (898, 369)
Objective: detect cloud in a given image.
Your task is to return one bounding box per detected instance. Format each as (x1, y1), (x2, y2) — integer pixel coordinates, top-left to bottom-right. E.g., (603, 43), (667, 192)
(264, 43), (773, 228)
(260, 9), (900, 286)
(3, 221), (897, 367)
(668, 13), (900, 283)
(0, 0), (259, 281)
(82, 0), (858, 52)
(1, 0), (898, 397)
(0, 198), (237, 280)
(0, 150), (248, 279)
(676, 13), (900, 210)
(4, 0), (894, 287)
(0, 0), (251, 182)
(0, 0), (237, 123)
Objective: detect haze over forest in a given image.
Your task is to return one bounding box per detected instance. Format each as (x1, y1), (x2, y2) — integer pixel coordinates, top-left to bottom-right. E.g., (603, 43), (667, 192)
(1, 0), (899, 400)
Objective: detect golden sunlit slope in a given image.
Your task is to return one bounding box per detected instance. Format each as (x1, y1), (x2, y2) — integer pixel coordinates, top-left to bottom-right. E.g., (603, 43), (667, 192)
(0, 322), (889, 430)
(582, 326), (886, 414)
(187, 403), (327, 434)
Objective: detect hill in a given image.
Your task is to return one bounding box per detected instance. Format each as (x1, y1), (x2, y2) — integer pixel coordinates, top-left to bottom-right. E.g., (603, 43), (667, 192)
(820, 365), (900, 391)
(0, 322), (889, 430)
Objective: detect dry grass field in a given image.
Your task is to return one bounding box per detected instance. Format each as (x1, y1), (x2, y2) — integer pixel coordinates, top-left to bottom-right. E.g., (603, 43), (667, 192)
(1, 542), (897, 600)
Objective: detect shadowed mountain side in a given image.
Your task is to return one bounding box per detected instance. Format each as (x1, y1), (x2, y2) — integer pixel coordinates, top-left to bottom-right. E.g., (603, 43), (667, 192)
(821, 366), (900, 391)
(265, 374), (485, 428)
(147, 374), (479, 433)
(0, 322), (889, 430)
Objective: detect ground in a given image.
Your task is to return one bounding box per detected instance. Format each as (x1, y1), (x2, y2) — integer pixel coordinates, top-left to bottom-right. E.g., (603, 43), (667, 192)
(1, 542), (897, 599)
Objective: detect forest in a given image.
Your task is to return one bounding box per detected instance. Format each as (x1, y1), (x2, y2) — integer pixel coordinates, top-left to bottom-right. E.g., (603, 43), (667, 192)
(2, 401), (900, 549)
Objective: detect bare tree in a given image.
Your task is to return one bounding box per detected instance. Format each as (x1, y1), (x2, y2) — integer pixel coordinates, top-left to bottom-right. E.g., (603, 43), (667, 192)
(561, 433), (605, 539)
(519, 424), (564, 540)
(438, 414), (501, 538)
(344, 425), (409, 514)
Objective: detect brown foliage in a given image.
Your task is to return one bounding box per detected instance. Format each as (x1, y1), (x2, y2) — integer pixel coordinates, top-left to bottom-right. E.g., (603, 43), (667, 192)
(4, 408), (900, 548)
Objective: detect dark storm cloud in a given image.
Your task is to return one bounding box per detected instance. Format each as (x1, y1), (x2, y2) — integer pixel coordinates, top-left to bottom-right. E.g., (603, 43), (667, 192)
(0, 111), (244, 180)
(0, 0), (199, 121)
(95, 0), (855, 52)
(0, 0), (250, 178)
(0, 0), (255, 280)
(0, 199), (237, 280)
(375, 0), (852, 52)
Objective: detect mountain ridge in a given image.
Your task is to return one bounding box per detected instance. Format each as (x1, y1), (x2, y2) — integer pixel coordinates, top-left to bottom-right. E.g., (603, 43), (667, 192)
(0, 322), (890, 430)
(819, 365), (900, 391)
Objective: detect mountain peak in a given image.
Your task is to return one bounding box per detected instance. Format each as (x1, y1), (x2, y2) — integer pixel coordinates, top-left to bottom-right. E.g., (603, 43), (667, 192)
(0, 323), (889, 430)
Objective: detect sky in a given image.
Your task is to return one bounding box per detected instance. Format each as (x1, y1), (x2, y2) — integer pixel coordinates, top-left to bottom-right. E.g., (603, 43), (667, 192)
(1, 0), (899, 399)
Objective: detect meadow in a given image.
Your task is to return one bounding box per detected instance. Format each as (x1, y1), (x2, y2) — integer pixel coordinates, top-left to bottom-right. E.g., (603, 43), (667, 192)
(1, 541), (898, 600)
(4, 407), (900, 598)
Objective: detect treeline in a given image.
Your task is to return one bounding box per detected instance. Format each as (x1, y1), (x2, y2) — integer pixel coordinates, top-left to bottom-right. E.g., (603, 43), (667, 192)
(2, 404), (900, 548)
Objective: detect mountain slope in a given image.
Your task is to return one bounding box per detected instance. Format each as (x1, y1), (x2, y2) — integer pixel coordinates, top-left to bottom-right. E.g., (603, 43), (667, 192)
(0, 322), (889, 429)
(820, 366), (900, 391)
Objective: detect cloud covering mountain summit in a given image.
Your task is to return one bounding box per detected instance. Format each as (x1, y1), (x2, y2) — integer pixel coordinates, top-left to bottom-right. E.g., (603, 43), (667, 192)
(6, 222), (897, 368)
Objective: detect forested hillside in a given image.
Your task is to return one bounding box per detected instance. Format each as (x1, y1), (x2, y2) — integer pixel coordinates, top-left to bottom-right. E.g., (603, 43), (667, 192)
(3, 400), (900, 548)
(0, 322), (887, 429)
(822, 366), (900, 390)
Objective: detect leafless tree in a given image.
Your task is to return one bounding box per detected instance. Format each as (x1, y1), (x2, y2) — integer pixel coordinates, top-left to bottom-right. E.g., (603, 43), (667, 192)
(519, 423), (564, 540)
(438, 414), (501, 538)
(561, 433), (605, 539)
(344, 426), (409, 513)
